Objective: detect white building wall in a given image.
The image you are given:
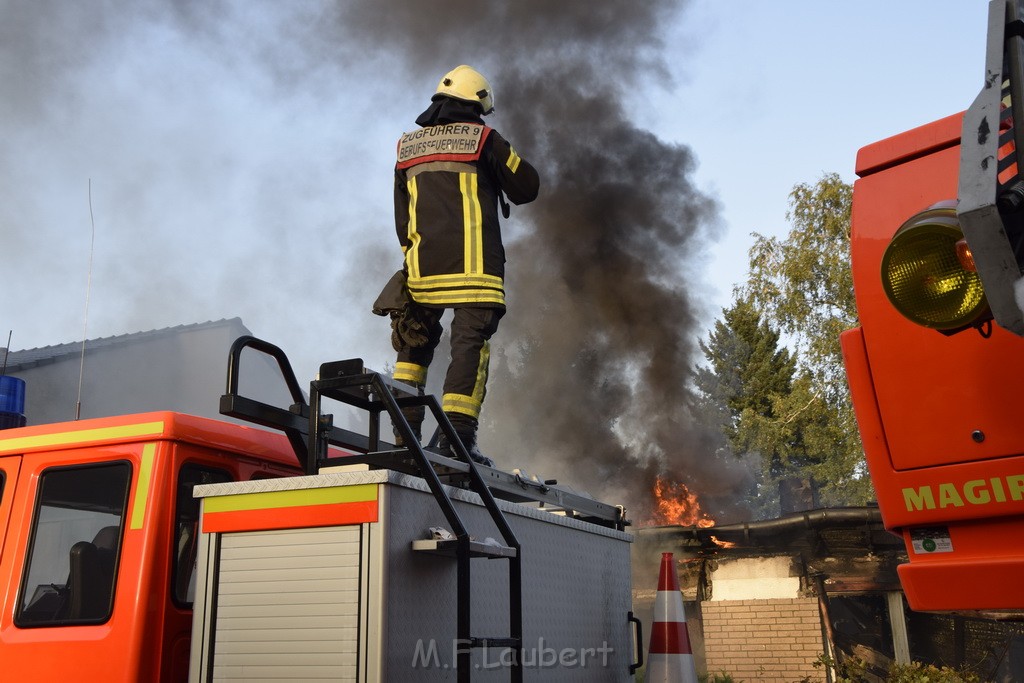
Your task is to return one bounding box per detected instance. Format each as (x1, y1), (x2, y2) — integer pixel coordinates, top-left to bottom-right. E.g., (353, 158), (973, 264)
(709, 556), (801, 601)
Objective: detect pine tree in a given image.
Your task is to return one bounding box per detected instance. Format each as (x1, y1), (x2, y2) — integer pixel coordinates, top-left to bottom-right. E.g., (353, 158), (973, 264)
(698, 173), (877, 514)
(695, 296), (797, 517)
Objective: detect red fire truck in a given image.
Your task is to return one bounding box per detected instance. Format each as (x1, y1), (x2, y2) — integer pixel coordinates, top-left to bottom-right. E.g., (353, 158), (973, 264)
(842, 0), (1024, 610)
(0, 338), (636, 682)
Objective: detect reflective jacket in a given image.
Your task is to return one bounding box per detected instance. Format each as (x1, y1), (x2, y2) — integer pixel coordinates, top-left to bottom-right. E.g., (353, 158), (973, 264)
(394, 110), (539, 308)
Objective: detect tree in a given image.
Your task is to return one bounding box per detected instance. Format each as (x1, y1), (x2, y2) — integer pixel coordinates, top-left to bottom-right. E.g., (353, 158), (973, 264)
(739, 172), (873, 506)
(696, 297), (794, 448)
(695, 295), (798, 518)
(746, 173), (856, 388)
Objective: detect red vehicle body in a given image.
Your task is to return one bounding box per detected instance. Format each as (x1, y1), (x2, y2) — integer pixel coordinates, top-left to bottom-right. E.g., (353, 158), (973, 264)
(843, 113), (1024, 610)
(842, 0), (1024, 612)
(0, 412), (300, 681)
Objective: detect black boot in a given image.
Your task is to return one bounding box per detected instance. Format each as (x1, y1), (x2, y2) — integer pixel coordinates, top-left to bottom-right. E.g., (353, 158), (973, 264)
(437, 431), (495, 468)
(394, 424), (421, 448)
(393, 385), (425, 448)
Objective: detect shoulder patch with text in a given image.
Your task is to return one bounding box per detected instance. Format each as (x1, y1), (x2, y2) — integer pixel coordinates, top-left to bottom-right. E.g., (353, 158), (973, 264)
(396, 123), (491, 169)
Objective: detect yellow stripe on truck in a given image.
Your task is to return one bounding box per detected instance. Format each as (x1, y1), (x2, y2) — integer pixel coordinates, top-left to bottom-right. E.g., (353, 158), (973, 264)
(204, 483), (379, 513)
(130, 443), (157, 529)
(0, 421), (166, 455)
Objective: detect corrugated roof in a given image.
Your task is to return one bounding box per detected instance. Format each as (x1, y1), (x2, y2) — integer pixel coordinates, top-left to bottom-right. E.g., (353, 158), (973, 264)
(0, 318), (247, 372)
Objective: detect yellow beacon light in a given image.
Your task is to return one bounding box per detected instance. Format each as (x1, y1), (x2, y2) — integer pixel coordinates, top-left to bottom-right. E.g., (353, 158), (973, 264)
(880, 202), (989, 331)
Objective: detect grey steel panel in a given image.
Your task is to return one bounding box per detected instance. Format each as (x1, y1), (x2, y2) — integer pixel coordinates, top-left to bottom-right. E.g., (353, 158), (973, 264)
(381, 481), (634, 682)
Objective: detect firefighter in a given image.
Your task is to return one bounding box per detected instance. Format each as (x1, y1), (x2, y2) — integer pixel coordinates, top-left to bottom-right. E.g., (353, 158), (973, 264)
(384, 65), (539, 467)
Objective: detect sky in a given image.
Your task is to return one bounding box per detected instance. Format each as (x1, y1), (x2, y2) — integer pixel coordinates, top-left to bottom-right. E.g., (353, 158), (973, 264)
(0, 0), (993, 519)
(667, 1), (989, 309)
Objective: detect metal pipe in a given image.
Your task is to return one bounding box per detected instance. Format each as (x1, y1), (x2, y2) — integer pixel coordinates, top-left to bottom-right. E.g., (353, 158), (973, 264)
(649, 507), (884, 545)
(705, 507), (880, 537)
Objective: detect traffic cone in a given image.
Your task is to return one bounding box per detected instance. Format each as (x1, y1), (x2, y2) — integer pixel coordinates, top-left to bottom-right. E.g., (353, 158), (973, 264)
(647, 552), (698, 682)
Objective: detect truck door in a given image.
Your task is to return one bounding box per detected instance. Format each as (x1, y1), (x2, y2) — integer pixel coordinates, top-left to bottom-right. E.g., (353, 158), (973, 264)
(15, 461), (131, 626)
(0, 456), (21, 557)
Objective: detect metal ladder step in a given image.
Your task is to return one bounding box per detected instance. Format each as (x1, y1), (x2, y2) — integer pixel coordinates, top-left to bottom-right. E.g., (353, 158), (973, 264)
(411, 538), (518, 559)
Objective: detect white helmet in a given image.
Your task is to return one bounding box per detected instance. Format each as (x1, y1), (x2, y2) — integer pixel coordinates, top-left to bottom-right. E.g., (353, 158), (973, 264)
(435, 65), (494, 115)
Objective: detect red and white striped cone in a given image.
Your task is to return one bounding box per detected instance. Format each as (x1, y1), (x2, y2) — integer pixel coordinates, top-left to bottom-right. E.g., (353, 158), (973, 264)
(647, 552), (698, 682)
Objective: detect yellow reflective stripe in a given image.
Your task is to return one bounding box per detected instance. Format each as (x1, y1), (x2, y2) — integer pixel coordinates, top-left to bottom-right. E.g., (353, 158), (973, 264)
(130, 442), (157, 530)
(443, 342), (489, 420)
(406, 177), (421, 279)
(407, 273), (504, 290)
(443, 393), (483, 419)
(460, 172), (483, 274)
(461, 172), (472, 270)
(394, 362), (427, 385)
(204, 483), (378, 513)
(0, 420), (165, 454)
(506, 146), (522, 173)
(411, 290), (505, 306)
(473, 340), (490, 405)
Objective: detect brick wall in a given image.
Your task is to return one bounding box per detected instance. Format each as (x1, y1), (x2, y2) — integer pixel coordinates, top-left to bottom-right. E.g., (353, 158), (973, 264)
(701, 597), (824, 682)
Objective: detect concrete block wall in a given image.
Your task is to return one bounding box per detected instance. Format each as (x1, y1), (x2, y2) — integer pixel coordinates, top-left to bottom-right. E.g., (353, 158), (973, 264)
(701, 597), (824, 682)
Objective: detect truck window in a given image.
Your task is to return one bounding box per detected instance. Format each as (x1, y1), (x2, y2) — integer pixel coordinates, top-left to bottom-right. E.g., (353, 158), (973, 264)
(15, 462), (131, 626)
(173, 464), (230, 606)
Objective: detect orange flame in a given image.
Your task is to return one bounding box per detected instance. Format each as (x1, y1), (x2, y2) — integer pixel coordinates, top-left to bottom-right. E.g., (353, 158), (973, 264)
(647, 475), (715, 528)
(709, 535), (737, 549)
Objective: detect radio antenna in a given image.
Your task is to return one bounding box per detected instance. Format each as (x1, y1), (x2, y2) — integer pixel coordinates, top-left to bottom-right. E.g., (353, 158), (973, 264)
(76, 179), (96, 420)
(2, 330), (11, 376)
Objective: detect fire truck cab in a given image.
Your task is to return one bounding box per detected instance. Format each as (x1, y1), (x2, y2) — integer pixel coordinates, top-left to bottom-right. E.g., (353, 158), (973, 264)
(0, 412), (300, 681)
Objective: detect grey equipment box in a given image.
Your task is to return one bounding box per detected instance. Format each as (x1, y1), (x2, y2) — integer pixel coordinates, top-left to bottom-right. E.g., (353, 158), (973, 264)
(188, 469), (634, 682)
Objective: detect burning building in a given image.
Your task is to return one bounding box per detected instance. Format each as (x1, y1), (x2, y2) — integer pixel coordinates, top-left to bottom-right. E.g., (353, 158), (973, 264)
(633, 508), (1024, 682)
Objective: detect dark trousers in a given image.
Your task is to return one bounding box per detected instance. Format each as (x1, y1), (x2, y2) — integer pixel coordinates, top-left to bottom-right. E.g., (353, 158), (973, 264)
(393, 306), (503, 434)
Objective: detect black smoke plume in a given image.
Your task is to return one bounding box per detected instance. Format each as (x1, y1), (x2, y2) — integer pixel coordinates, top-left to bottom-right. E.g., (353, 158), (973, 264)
(332, 1), (750, 521)
(1, 0), (752, 522)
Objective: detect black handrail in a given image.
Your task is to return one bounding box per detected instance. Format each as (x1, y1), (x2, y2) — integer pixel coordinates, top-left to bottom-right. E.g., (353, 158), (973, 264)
(220, 336), (373, 469)
(628, 611), (644, 674)
(225, 335), (306, 406)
